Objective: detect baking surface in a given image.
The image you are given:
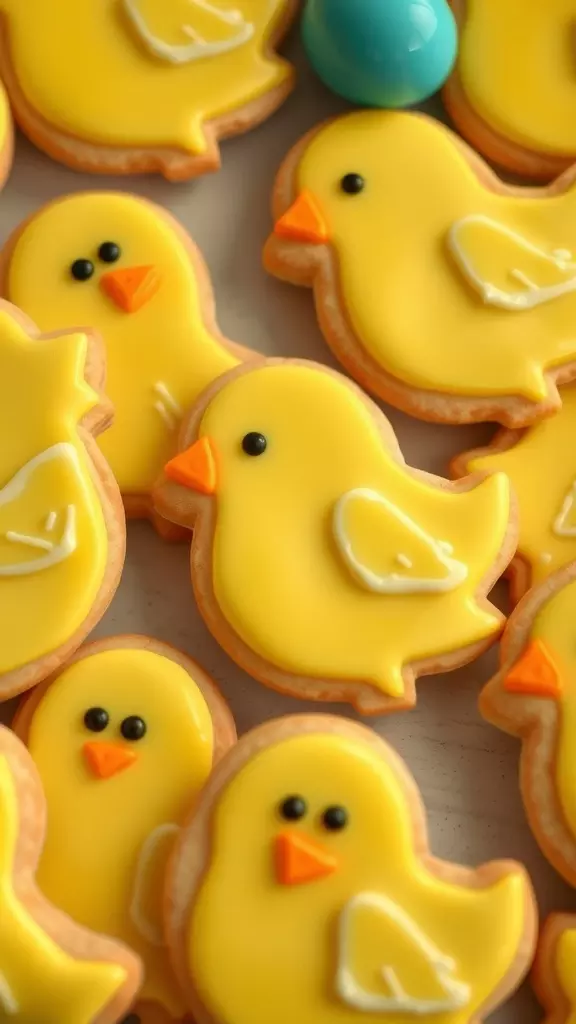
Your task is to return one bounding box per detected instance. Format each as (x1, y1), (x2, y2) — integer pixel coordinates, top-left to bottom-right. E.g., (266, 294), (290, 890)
(0, 34), (572, 1022)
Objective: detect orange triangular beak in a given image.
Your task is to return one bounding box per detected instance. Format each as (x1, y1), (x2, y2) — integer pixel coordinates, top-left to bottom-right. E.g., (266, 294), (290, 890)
(164, 436), (218, 495)
(274, 190), (329, 245)
(83, 741), (137, 779)
(275, 831), (338, 886)
(100, 265), (161, 313)
(503, 639), (562, 699)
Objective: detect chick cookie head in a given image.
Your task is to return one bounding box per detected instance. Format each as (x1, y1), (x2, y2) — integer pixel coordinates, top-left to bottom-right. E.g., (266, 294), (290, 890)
(167, 716), (535, 1024)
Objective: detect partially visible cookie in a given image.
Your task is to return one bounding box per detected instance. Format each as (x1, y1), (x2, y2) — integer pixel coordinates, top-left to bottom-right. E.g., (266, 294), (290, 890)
(534, 915), (576, 1024)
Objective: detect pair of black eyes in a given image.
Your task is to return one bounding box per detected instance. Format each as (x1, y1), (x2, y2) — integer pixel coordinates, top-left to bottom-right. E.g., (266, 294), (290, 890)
(84, 707), (146, 741)
(71, 242), (121, 282)
(340, 173), (365, 196)
(280, 795), (349, 831)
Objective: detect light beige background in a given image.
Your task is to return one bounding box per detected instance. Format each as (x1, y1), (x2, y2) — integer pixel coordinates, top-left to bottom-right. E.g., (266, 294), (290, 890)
(0, 29), (572, 1023)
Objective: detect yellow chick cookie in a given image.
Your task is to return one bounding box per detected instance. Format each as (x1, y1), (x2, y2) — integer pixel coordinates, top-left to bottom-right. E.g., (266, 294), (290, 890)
(535, 916), (576, 1024)
(452, 387), (576, 603)
(166, 715), (537, 1024)
(0, 724), (141, 1024)
(445, 1), (576, 181)
(0, 78), (13, 188)
(154, 359), (514, 714)
(481, 562), (576, 888)
(14, 635), (236, 1024)
(0, 0), (298, 178)
(0, 301), (124, 701)
(264, 111), (576, 426)
(1, 192), (252, 534)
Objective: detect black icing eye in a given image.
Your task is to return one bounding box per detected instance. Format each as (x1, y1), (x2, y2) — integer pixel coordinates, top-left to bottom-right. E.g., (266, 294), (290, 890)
(340, 173), (365, 196)
(71, 258), (95, 281)
(279, 795), (307, 821)
(322, 806), (349, 831)
(84, 707), (109, 733)
(120, 716), (147, 741)
(242, 432), (267, 457)
(98, 241), (121, 263)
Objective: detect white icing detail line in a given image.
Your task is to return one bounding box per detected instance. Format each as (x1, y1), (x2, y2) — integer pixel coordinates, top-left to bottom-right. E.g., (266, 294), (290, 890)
(130, 823), (180, 946)
(553, 482), (576, 537)
(0, 972), (19, 1014)
(44, 510), (57, 532)
(333, 489), (468, 595)
(154, 400), (177, 431)
(154, 382), (182, 416)
(122, 0), (254, 65)
(0, 444), (79, 577)
(396, 553), (413, 569)
(448, 214), (576, 311)
(539, 552), (553, 565)
(336, 892), (471, 1014)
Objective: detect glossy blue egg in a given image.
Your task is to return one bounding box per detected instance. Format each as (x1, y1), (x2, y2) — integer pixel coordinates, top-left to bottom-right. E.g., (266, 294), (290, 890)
(302, 0), (458, 109)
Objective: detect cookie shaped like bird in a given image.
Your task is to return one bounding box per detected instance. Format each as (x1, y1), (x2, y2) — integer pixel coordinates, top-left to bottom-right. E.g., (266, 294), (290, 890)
(154, 359), (514, 714)
(14, 636), (236, 1023)
(1, 192), (252, 535)
(166, 716), (536, 1024)
(0, 0), (298, 178)
(0, 724), (141, 1024)
(264, 111), (576, 426)
(535, 916), (576, 1024)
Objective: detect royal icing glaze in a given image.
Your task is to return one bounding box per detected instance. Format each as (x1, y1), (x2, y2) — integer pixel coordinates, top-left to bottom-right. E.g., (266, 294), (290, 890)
(458, 387), (576, 593)
(4, 192), (243, 506)
(159, 362), (512, 708)
(180, 726), (533, 1024)
(0, 726), (137, 1024)
(0, 307), (111, 683)
(0, 0), (295, 170)
(267, 112), (576, 413)
(18, 642), (228, 1020)
(455, 0), (576, 161)
(544, 924), (576, 1023)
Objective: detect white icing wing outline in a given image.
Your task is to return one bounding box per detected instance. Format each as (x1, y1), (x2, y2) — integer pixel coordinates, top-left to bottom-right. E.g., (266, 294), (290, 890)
(129, 823), (180, 946)
(553, 481), (576, 537)
(448, 214), (576, 311)
(122, 0), (254, 65)
(333, 489), (468, 595)
(0, 971), (19, 1014)
(336, 892), (471, 1015)
(0, 444), (79, 577)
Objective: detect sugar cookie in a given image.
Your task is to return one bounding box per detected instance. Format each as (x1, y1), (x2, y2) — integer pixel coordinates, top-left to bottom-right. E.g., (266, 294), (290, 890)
(166, 715), (537, 1024)
(0, 301), (124, 701)
(534, 915), (576, 1024)
(0, 192), (253, 536)
(154, 359), (515, 714)
(0, 0), (299, 178)
(264, 110), (576, 426)
(13, 635), (236, 1023)
(0, 723), (141, 1024)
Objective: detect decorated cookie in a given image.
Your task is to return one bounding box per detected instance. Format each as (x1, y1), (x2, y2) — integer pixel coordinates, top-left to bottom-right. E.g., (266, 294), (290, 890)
(153, 359), (515, 714)
(452, 389), (576, 604)
(264, 110), (576, 426)
(0, 723), (141, 1023)
(13, 635), (236, 1023)
(0, 78), (13, 187)
(0, 301), (124, 701)
(0, 193), (253, 536)
(480, 562), (576, 888)
(302, 0), (457, 109)
(444, 1), (576, 181)
(166, 715), (537, 1024)
(0, 0), (299, 179)
(535, 916), (576, 1024)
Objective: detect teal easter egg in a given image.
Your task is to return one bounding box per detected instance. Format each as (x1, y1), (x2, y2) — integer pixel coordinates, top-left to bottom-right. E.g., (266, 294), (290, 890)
(302, 0), (458, 108)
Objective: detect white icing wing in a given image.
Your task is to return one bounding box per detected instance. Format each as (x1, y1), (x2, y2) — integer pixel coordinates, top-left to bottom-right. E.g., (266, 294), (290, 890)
(129, 824), (180, 946)
(333, 488), (468, 595)
(554, 481), (576, 538)
(123, 0), (254, 65)
(0, 445), (78, 577)
(336, 892), (471, 1015)
(448, 214), (576, 311)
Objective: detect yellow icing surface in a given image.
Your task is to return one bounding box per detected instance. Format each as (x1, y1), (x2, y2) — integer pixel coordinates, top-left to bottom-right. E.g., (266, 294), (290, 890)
(293, 111), (576, 399)
(199, 363), (511, 696)
(555, 927), (576, 1024)
(0, 754), (127, 1024)
(0, 312), (108, 676)
(26, 647), (215, 1017)
(0, 0), (293, 154)
(189, 733), (529, 1024)
(466, 388), (576, 588)
(458, 0), (576, 156)
(6, 192), (240, 498)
